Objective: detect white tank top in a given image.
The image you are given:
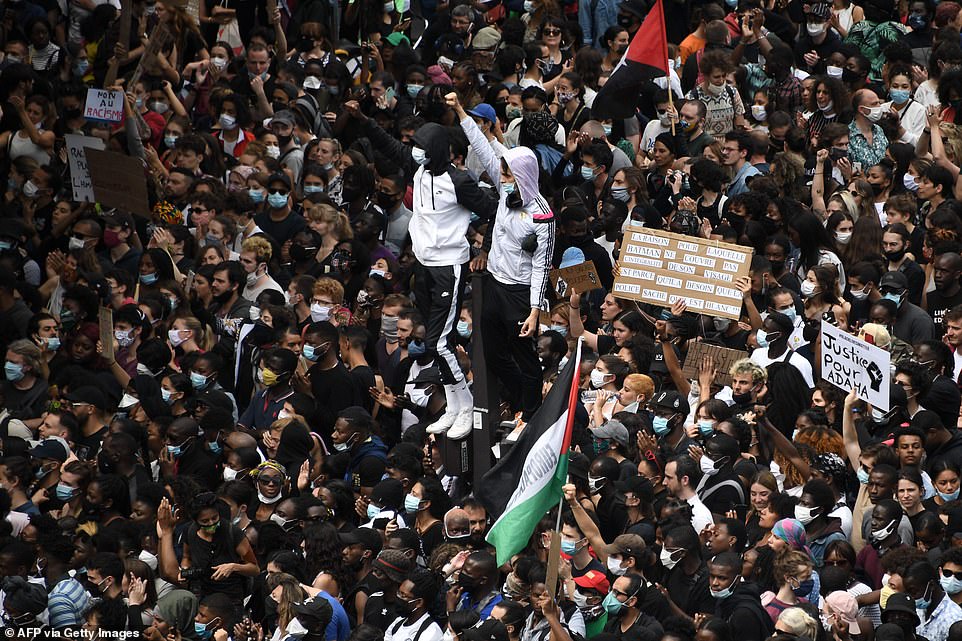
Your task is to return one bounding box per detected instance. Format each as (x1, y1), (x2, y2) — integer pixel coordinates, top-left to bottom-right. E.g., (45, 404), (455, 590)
(9, 129), (52, 165)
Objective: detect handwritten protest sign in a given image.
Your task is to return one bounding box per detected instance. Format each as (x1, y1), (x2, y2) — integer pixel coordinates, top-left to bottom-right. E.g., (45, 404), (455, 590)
(550, 260), (601, 297)
(681, 342), (748, 386)
(83, 89), (124, 123)
(820, 321), (890, 410)
(65, 134), (105, 202)
(86, 148), (150, 218)
(613, 226), (753, 320)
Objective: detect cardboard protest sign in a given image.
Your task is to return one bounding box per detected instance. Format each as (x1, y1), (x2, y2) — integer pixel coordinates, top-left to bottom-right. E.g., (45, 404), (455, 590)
(820, 321), (890, 410)
(550, 260), (602, 297)
(681, 342), (748, 386)
(83, 88), (124, 123)
(64, 134), (105, 202)
(99, 307), (114, 363)
(85, 148), (151, 218)
(612, 226), (753, 320)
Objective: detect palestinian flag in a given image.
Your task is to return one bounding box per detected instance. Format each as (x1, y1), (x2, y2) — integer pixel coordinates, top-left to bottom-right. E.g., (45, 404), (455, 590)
(592, 0), (669, 120)
(477, 340), (583, 566)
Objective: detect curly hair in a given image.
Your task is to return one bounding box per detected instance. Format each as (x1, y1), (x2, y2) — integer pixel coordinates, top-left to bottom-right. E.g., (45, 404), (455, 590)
(795, 425), (846, 460)
(303, 522), (355, 598)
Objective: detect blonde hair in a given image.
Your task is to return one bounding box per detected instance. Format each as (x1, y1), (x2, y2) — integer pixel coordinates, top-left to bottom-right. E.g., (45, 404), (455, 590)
(306, 203), (353, 240)
(242, 236), (273, 263)
(173, 316), (213, 350)
(313, 277), (345, 306)
(624, 374), (654, 401)
(774, 550), (813, 586)
(778, 607), (818, 640)
(730, 358), (767, 384)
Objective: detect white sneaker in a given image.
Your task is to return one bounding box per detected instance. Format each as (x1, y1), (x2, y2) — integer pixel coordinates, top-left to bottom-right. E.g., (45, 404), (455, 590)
(426, 410), (457, 434)
(446, 408), (475, 440)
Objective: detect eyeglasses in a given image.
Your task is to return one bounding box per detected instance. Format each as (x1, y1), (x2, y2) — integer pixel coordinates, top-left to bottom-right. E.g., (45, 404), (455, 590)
(543, 28), (562, 36)
(268, 188), (289, 196)
(943, 567), (962, 580)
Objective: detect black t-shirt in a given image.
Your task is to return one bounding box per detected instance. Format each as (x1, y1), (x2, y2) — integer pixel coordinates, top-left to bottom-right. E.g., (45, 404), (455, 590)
(74, 425), (109, 461)
(602, 609), (664, 641)
(184, 522), (247, 600)
(664, 565), (713, 616)
(349, 365), (377, 412)
(254, 209), (307, 246)
(310, 362), (361, 435)
(926, 288), (962, 336)
(896, 261), (925, 306)
(363, 592), (401, 630)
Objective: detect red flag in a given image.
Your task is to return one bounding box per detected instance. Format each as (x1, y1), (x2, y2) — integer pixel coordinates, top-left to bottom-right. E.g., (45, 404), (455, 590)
(592, 0), (669, 120)
(625, 0), (669, 73)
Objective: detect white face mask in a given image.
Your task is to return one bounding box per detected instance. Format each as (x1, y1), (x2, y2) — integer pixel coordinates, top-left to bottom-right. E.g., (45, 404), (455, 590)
(871, 518), (897, 542)
(168, 329), (188, 347)
(258, 490), (282, 504)
(266, 144), (281, 159)
(606, 556), (627, 576)
(590, 369), (610, 389)
(800, 280), (817, 297)
(826, 66), (843, 79)
(660, 547), (681, 570)
(835, 231), (852, 245)
(224, 467), (240, 481)
(699, 455), (720, 476)
(794, 504), (820, 525)
(861, 105), (885, 122)
(705, 81), (725, 96)
(807, 21), (826, 36)
(750, 105), (767, 122)
(310, 303), (331, 322)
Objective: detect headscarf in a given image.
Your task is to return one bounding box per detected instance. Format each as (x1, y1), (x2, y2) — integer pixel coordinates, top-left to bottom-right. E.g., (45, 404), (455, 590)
(252, 459), (288, 481)
(771, 518), (814, 561)
(522, 110), (558, 145)
(155, 589), (199, 639)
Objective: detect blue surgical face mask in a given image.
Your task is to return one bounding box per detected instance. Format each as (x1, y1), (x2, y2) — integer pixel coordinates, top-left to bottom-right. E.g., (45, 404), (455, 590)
(502, 181), (516, 195)
(941, 573), (962, 595)
(4, 361), (25, 382)
(457, 320), (472, 338)
(367, 503), (381, 520)
(164, 135), (178, 148)
(404, 493), (422, 513)
(302, 344), (319, 361)
(882, 292), (903, 306)
(161, 388), (173, 404)
(549, 324), (568, 337)
(268, 192), (288, 209)
(698, 420), (714, 437)
(190, 371), (211, 390)
(304, 185), (325, 194)
(407, 84), (423, 98)
(194, 622), (213, 640)
(46, 337), (60, 351)
(56, 483), (78, 501)
(140, 272), (158, 285)
(407, 340), (426, 356)
(167, 443), (185, 458)
(938, 488), (960, 502)
(652, 415), (671, 435)
(581, 165), (598, 181)
(710, 577), (737, 599)
(411, 146), (428, 166)
(560, 539), (577, 555)
(889, 88), (911, 104)
(776, 307), (797, 322)
(208, 439), (223, 454)
(857, 467), (870, 484)
(602, 124), (612, 136)
(249, 188), (266, 203)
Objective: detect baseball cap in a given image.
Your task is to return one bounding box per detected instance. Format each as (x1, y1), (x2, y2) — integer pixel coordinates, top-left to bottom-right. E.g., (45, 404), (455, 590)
(464, 619), (509, 641)
(807, 2), (832, 19)
(591, 419), (629, 447)
(370, 478), (404, 510)
(267, 172), (293, 191)
(339, 528), (383, 556)
(649, 390), (690, 416)
(65, 386), (107, 411)
(371, 549), (414, 583)
(102, 209), (134, 229)
(28, 437), (70, 462)
(291, 597), (334, 627)
(189, 389), (234, 413)
(471, 26), (502, 50)
(573, 568), (610, 593)
(605, 533), (646, 559)
(384, 32), (411, 47)
(468, 103), (497, 123)
(270, 109), (297, 127)
(879, 271), (909, 292)
(825, 591), (861, 635)
(411, 367), (443, 386)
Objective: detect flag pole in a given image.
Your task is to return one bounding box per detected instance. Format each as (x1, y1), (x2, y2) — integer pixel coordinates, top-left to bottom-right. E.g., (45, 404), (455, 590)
(668, 91), (676, 136)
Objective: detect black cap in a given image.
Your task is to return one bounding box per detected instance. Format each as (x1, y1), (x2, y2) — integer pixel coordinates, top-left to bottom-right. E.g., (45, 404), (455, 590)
(464, 619), (509, 641)
(879, 271), (909, 292)
(370, 478), (405, 510)
(189, 389), (234, 413)
(268, 172), (292, 191)
(102, 209), (134, 229)
(65, 386), (107, 411)
(28, 437), (70, 462)
(339, 527), (383, 556)
(649, 390), (690, 416)
(291, 596), (334, 627)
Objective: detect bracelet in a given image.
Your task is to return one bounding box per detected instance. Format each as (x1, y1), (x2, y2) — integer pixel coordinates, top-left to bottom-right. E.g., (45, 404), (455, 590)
(569, 305), (579, 310)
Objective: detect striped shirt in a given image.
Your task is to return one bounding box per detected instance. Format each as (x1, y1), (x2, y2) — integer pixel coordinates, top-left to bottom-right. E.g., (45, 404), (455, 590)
(48, 576), (90, 628)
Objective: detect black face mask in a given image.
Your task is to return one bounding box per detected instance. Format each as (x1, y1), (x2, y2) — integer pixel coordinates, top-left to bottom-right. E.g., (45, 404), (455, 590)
(213, 287), (236, 304)
(732, 390), (754, 405)
(885, 247), (906, 262)
(331, 250), (354, 272)
(298, 37), (314, 51)
(829, 147), (848, 162)
(841, 68), (862, 84)
(97, 454), (117, 474)
(276, 133), (293, 147)
(506, 189), (523, 209)
(458, 572), (480, 589)
(769, 260), (785, 274)
(376, 191), (397, 209)
(761, 217), (779, 234)
(342, 185), (362, 203)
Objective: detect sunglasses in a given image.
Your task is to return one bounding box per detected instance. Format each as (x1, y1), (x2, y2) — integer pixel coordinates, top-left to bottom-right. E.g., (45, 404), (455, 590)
(258, 476), (283, 486)
(543, 28), (561, 35)
(268, 188), (289, 196)
(943, 567), (962, 580)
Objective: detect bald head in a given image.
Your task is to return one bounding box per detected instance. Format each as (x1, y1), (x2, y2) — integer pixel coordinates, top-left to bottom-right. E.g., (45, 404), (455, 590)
(853, 88), (880, 111)
(581, 120), (606, 140)
(226, 431), (258, 450)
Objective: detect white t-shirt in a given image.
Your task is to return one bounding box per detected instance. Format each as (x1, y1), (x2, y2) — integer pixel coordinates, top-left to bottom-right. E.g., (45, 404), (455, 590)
(384, 613), (444, 641)
(687, 494), (714, 533)
(750, 347), (815, 388)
